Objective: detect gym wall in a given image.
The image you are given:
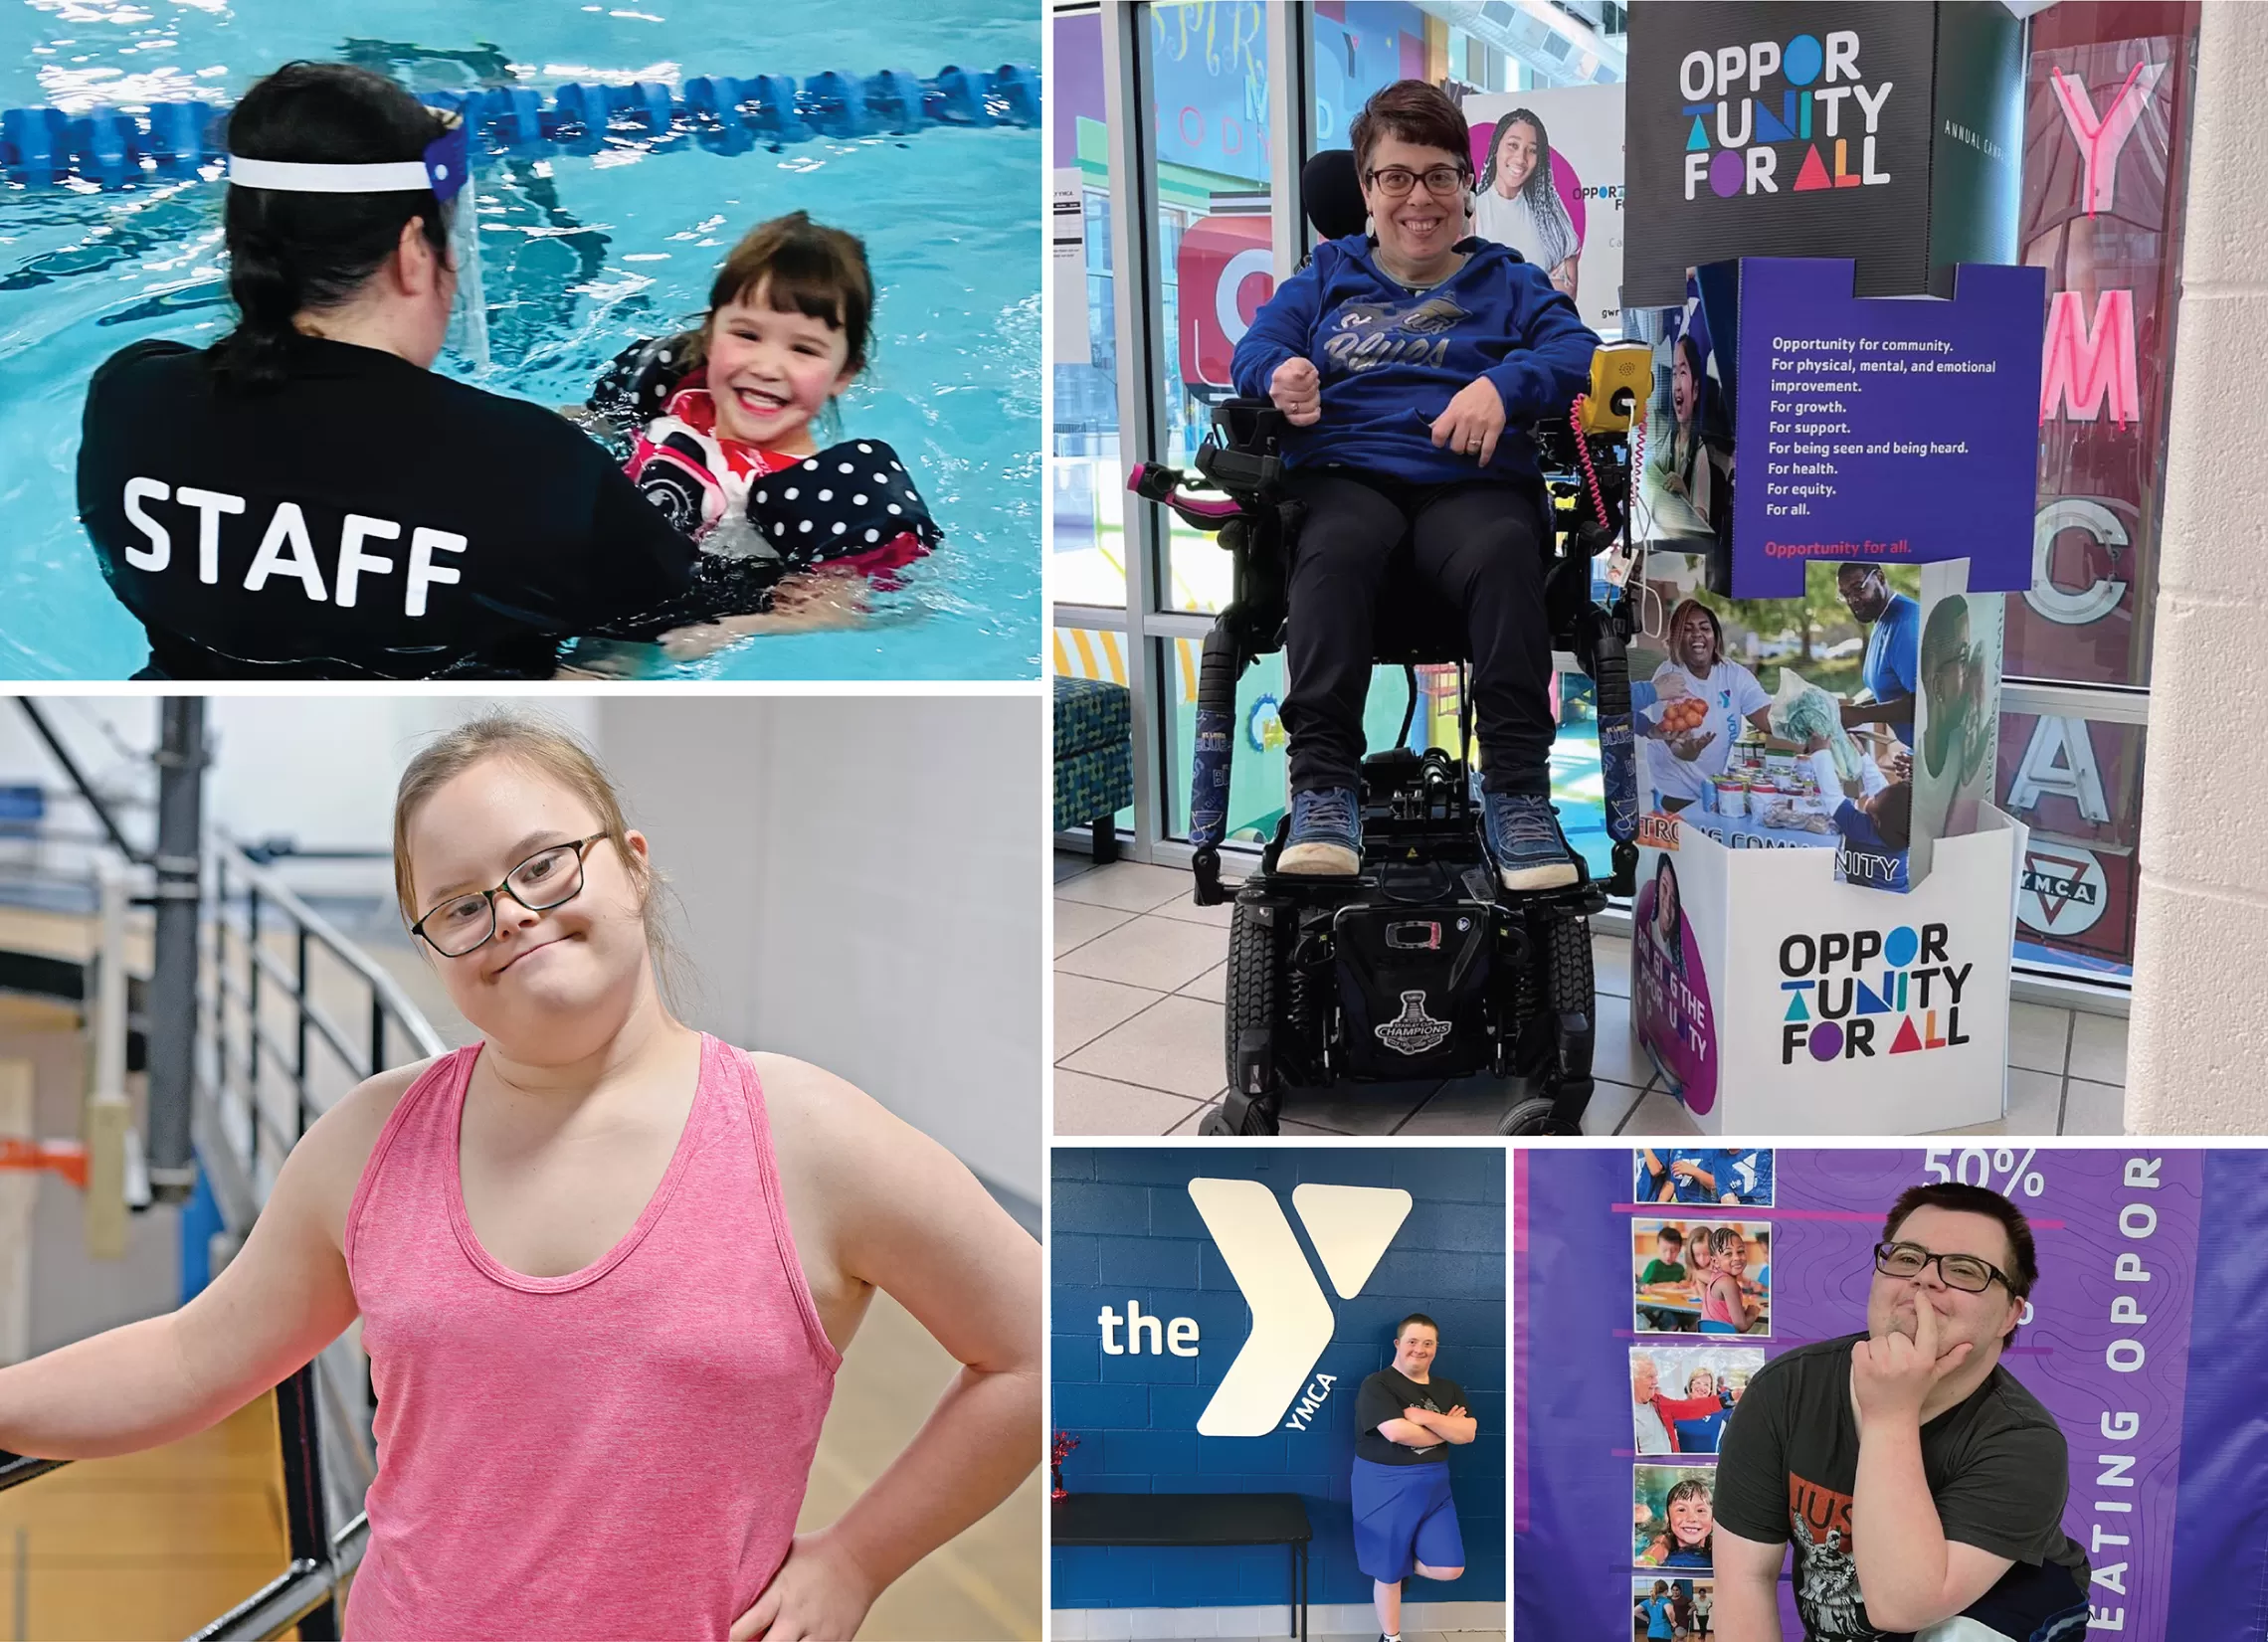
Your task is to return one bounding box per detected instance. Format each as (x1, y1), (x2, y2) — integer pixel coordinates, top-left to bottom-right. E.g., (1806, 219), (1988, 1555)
(1051, 1146), (1506, 1611)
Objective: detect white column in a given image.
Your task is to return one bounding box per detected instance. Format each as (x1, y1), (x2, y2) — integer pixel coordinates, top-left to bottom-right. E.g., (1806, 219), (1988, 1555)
(2128, 6), (2268, 1132)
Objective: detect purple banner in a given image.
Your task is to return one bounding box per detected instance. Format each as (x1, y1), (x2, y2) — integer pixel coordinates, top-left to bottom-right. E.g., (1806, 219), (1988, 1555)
(1516, 1147), (2206, 1640)
(1731, 258), (2046, 598)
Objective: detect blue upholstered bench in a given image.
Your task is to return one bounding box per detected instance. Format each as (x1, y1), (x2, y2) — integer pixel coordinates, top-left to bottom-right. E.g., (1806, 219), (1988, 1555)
(1053, 674), (1131, 863)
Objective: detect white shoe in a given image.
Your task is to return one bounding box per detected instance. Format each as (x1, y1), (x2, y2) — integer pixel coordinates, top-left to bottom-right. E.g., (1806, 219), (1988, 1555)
(1276, 838), (1359, 876)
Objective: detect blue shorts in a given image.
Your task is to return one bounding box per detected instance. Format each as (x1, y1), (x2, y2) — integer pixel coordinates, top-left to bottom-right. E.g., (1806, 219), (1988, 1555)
(1351, 1457), (1463, 1584)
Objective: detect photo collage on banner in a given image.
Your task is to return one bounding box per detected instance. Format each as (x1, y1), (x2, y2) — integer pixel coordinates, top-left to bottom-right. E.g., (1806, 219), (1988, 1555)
(1625, 1147), (1773, 1603)
(1513, 1144), (2268, 1642)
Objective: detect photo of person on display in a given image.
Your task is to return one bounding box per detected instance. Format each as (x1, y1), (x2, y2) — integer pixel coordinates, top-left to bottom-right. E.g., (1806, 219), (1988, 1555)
(1634, 1468), (1716, 1570)
(1630, 1348), (1754, 1457)
(1633, 1220), (1772, 1335)
(1641, 600), (1780, 813)
(1635, 1147), (1774, 1208)
(1708, 1184), (2091, 1641)
(1834, 564), (1921, 752)
(1471, 108), (1580, 296)
(1352, 1314), (1476, 1642)
(1641, 851), (1688, 974)
(1918, 595), (1999, 842)
(1633, 1575), (1712, 1641)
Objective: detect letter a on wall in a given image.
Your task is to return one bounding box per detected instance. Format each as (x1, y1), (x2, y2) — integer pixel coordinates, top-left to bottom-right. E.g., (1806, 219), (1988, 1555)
(1187, 1179), (1411, 1436)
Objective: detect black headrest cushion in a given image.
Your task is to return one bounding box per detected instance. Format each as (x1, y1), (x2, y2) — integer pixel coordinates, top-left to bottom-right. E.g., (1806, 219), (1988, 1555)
(1302, 147), (1367, 243)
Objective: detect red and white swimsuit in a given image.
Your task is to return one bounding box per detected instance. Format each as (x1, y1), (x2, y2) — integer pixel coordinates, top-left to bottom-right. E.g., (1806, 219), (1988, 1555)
(625, 386), (935, 583)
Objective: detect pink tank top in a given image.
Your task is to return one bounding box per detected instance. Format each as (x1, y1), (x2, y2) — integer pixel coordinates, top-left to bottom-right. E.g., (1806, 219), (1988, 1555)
(340, 1034), (841, 1639)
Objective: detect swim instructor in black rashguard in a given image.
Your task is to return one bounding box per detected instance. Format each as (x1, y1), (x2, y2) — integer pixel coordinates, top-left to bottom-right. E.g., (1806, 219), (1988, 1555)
(76, 62), (776, 680)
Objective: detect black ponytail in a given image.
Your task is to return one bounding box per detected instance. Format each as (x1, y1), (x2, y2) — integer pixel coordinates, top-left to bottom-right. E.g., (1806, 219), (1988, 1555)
(216, 62), (452, 393)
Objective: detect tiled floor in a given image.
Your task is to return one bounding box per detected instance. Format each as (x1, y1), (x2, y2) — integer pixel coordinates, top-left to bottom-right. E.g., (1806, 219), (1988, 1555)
(1054, 852), (2130, 1137)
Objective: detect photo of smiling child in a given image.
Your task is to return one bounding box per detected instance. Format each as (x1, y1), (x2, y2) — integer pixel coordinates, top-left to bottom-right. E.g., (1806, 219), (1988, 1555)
(1634, 1465), (1717, 1570)
(596, 212), (942, 639)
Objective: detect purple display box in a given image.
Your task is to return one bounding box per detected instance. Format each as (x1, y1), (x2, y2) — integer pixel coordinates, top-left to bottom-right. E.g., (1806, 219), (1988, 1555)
(1724, 257), (2045, 598)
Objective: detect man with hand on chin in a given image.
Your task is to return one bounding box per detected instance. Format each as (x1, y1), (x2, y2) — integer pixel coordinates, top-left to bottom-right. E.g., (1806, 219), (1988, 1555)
(1708, 1184), (2091, 1641)
(1352, 1314), (1477, 1642)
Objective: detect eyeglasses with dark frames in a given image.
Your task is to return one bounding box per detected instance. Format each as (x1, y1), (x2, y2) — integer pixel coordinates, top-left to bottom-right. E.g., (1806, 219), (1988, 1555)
(410, 833), (608, 958)
(1873, 1239), (2014, 1296)
(1365, 163), (1468, 199)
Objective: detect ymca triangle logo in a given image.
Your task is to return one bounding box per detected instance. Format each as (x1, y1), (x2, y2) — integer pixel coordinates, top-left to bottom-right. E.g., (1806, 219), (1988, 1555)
(1186, 1179), (1414, 1437)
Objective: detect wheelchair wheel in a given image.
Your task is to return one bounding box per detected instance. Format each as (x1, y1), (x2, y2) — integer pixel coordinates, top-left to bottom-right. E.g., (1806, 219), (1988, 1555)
(1199, 1098), (1281, 1137)
(1545, 911), (1595, 1016)
(1499, 1096), (1581, 1137)
(1219, 900), (1284, 1136)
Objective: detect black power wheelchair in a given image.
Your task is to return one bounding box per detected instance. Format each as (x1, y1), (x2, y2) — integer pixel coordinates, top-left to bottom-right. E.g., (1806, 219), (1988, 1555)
(1127, 149), (1648, 1138)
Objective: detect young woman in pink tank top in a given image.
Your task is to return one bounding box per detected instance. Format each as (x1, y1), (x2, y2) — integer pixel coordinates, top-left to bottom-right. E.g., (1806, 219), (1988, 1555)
(0, 716), (1040, 1640)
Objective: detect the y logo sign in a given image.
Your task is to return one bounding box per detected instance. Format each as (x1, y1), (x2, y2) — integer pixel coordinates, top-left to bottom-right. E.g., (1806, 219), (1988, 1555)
(1186, 1179), (1414, 1437)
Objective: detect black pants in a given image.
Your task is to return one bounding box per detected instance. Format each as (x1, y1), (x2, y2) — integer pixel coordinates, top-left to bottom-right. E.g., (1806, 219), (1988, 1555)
(1282, 467), (1555, 798)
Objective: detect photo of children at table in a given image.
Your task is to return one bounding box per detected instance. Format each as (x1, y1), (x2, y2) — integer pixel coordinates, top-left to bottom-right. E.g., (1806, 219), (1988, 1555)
(1634, 1148), (1776, 1207)
(1631, 1218), (1771, 1335)
(1633, 1465), (1718, 1570)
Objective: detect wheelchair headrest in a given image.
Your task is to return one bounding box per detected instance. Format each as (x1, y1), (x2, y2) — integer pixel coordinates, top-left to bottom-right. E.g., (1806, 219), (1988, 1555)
(1302, 147), (1367, 243)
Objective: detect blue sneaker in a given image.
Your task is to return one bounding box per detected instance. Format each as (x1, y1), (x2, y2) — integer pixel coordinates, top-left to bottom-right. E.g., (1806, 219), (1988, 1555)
(1483, 791), (1579, 890)
(1278, 786), (1361, 876)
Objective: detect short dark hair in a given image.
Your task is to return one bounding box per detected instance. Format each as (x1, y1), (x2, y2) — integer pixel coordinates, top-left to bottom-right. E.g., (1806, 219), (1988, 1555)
(1396, 1312), (1439, 1341)
(1655, 1225), (1684, 1246)
(1882, 1182), (2038, 1302)
(1350, 80), (1472, 181)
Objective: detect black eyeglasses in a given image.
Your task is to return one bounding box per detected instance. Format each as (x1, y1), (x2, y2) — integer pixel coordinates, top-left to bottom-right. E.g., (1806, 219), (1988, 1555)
(1365, 164), (1467, 199)
(1873, 1240), (2015, 1296)
(410, 834), (607, 957)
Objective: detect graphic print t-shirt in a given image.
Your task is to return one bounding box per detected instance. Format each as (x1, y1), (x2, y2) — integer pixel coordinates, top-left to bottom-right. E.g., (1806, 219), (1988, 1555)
(1355, 1368), (1466, 1466)
(1712, 1335), (2090, 1641)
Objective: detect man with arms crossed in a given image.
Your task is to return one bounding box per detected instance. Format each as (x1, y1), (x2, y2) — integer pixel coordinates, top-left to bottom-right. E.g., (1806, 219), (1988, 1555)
(1353, 1314), (1477, 1642)
(1710, 1184), (2090, 1641)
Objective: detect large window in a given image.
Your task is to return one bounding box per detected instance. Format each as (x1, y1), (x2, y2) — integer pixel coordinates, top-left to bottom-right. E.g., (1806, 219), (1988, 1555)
(1150, 0), (1275, 618)
(1994, 9), (2199, 982)
(1052, 8), (1124, 612)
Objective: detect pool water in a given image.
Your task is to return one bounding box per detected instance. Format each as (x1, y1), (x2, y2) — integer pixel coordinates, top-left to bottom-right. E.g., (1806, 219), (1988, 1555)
(0, 0), (1040, 679)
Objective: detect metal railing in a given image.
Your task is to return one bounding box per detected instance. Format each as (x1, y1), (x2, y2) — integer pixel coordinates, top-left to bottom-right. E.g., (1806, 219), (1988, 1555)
(0, 830), (447, 1640)
(190, 833), (448, 1638)
(199, 834), (445, 1211)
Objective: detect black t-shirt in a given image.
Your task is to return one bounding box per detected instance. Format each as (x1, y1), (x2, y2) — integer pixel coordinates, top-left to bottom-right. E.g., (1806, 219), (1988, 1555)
(1713, 1334), (2091, 1641)
(77, 336), (769, 678)
(1354, 1368), (1467, 1466)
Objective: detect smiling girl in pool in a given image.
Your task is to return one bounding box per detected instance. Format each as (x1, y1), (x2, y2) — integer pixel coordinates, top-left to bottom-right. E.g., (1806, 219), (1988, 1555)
(615, 213), (940, 588)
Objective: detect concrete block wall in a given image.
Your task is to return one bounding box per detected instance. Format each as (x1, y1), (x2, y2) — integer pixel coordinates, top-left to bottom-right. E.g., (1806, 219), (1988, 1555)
(2131, 2), (2268, 1131)
(1051, 1146), (1506, 1610)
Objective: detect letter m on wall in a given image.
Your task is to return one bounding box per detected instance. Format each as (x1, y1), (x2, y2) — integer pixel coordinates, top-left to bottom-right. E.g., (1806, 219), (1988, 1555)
(2039, 288), (2138, 428)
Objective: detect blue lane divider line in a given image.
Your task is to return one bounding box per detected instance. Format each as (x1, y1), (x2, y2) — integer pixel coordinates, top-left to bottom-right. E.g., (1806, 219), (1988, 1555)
(1, 63), (1036, 188)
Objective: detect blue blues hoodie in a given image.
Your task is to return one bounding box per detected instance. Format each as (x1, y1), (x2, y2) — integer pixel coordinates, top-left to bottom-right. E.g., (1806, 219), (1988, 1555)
(1229, 233), (1602, 486)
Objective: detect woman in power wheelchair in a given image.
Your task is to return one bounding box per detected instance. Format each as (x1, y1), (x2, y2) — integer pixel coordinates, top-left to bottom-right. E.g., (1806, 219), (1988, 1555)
(1128, 81), (1647, 1137)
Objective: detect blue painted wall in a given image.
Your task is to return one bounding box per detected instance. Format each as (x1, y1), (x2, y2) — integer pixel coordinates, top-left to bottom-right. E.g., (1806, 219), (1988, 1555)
(1051, 1146), (1506, 1608)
